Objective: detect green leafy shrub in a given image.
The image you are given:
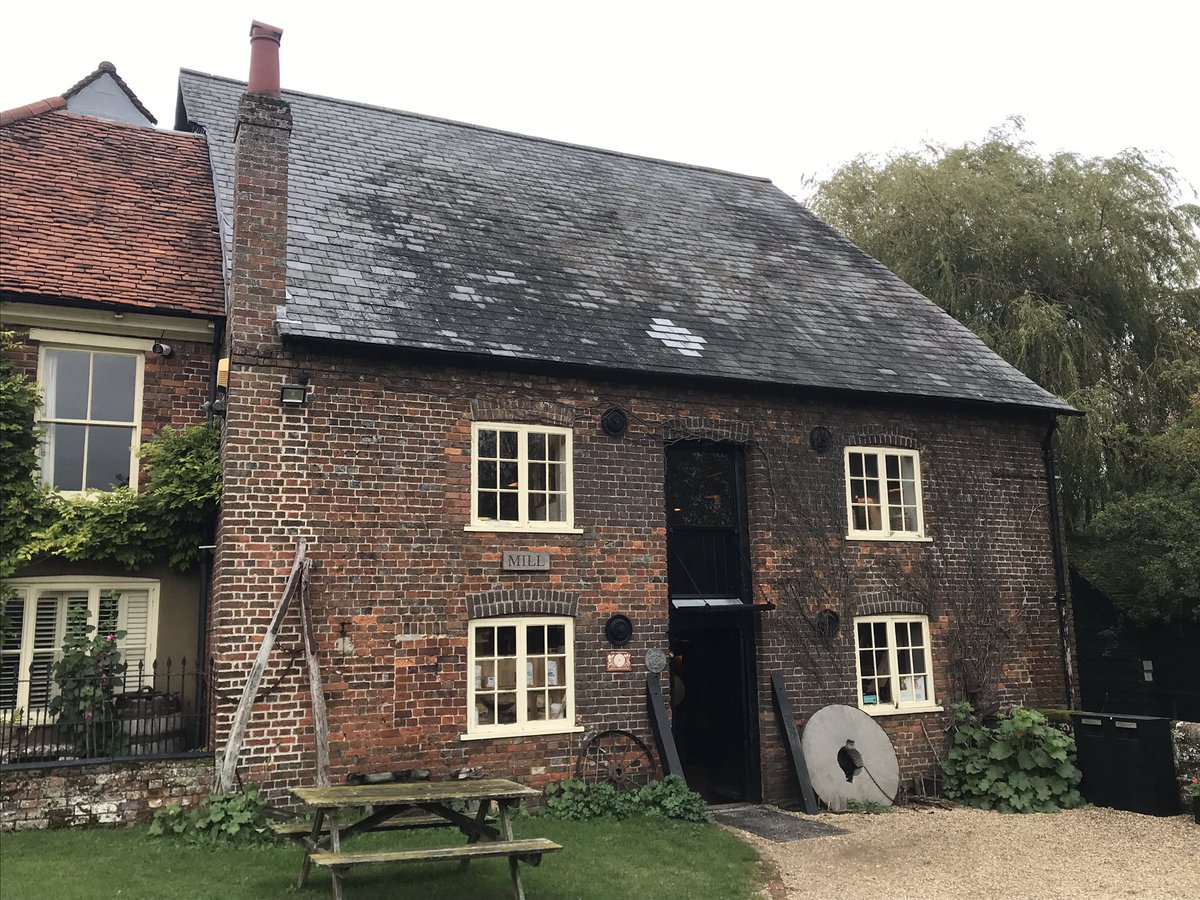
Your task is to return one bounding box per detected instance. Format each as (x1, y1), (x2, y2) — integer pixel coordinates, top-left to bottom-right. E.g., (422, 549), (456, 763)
(0, 330), (52, 581)
(846, 799), (891, 813)
(942, 702), (1084, 812)
(543, 775), (709, 822)
(49, 608), (128, 758)
(148, 787), (274, 847)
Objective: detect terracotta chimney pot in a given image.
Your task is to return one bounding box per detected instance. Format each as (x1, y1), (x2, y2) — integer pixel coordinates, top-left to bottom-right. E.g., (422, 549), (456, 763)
(247, 20), (284, 98)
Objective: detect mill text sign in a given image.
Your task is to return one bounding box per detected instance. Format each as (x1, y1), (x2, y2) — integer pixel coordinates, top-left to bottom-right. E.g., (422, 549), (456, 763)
(502, 551), (551, 571)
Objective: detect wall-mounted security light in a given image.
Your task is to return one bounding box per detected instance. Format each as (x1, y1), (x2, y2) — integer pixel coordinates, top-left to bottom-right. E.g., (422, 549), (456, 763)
(152, 341), (173, 358)
(280, 383), (309, 408)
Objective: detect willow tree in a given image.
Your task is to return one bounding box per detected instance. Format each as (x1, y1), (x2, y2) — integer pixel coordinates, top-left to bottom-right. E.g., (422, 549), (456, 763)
(812, 122), (1200, 534)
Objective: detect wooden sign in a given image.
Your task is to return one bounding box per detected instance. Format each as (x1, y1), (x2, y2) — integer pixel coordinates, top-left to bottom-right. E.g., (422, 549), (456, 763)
(607, 651), (633, 672)
(502, 551), (551, 571)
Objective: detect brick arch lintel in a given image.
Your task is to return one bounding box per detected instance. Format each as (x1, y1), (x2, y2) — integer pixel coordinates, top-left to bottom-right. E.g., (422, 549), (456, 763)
(852, 592), (930, 618)
(470, 397), (576, 427)
(467, 589), (579, 620)
(662, 416), (753, 444)
(845, 431), (918, 450)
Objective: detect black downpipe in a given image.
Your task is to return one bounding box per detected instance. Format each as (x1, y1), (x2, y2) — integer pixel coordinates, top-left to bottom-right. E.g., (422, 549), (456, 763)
(195, 319), (225, 746)
(1042, 419), (1075, 708)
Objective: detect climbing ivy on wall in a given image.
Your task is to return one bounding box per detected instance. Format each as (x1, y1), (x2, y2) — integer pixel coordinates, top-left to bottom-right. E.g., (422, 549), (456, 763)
(18, 424), (222, 572)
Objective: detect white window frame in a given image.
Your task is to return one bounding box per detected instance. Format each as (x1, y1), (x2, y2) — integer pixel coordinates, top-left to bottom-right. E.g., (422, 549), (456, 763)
(465, 422), (581, 533)
(843, 446), (928, 541)
(0, 577), (160, 723)
(852, 613), (940, 716)
(33, 329), (150, 496)
(462, 616), (582, 740)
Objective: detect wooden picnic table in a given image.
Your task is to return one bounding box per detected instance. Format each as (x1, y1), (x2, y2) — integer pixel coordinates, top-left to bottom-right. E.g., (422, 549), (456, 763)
(283, 778), (560, 900)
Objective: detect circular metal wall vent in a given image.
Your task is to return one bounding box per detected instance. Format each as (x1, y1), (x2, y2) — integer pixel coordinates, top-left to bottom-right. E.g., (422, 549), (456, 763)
(601, 407), (629, 437)
(605, 614), (633, 646)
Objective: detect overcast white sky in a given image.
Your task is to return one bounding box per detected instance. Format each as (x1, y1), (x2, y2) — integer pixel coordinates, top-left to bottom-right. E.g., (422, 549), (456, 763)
(2, 1), (1197, 202)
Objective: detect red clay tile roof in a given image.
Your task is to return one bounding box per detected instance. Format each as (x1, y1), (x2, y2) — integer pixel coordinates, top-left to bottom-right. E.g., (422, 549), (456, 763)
(0, 110), (224, 318)
(0, 96), (67, 127)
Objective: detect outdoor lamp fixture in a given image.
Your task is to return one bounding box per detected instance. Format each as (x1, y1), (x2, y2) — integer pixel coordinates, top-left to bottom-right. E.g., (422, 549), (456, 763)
(280, 380), (309, 408)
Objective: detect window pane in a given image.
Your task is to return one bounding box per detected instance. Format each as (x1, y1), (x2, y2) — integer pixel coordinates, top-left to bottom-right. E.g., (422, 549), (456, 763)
(897, 649), (912, 674)
(499, 492), (519, 520)
(548, 625), (566, 654)
(529, 690), (547, 720)
(910, 621), (924, 646)
(528, 432), (545, 459)
(861, 679), (877, 704)
(895, 622), (909, 646)
(864, 454), (879, 478)
(497, 626), (517, 656)
(497, 658), (517, 690)
(548, 689), (567, 719)
(499, 461), (519, 488)
(475, 626), (495, 656)
(478, 429), (497, 457)
(876, 676), (893, 704)
(89, 354), (137, 422)
(0, 656), (18, 710)
(849, 453), (864, 477)
(547, 494), (565, 522)
(885, 454), (900, 479)
(859, 649), (875, 676)
(33, 597), (59, 649)
(873, 622), (888, 646)
(547, 433), (566, 462)
(901, 456), (915, 480)
(546, 657), (564, 686)
(498, 430), (518, 458)
(857, 622), (872, 647)
(85, 425), (133, 490)
(529, 493), (547, 521)
(529, 464), (546, 491)
(479, 460), (497, 488)
(1, 597), (24, 652)
(48, 423), (86, 491)
(27, 657), (53, 708)
(914, 674), (928, 701)
(497, 693), (517, 723)
(44, 349), (89, 420)
(476, 699), (494, 726)
(547, 463), (564, 491)
(527, 625), (546, 655)
(478, 492), (497, 519)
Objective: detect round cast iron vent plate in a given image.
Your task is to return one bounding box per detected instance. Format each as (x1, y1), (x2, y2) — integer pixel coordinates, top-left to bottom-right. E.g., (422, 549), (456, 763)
(605, 614), (633, 646)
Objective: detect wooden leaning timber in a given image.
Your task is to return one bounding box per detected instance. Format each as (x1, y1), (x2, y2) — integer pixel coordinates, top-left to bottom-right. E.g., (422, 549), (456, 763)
(215, 541), (329, 794)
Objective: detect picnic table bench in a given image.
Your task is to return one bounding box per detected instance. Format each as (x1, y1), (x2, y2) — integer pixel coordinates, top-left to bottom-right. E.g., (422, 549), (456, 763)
(284, 778), (560, 900)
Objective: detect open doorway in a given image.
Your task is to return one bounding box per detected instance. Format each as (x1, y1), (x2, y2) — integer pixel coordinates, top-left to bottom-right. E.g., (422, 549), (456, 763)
(665, 442), (760, 803)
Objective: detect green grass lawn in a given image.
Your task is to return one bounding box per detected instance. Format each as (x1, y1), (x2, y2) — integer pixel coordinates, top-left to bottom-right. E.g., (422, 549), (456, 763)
(0, 816), (759, 899)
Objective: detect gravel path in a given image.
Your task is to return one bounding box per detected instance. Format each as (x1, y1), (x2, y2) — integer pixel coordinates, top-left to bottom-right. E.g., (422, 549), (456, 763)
(730, 806), (1199, 900)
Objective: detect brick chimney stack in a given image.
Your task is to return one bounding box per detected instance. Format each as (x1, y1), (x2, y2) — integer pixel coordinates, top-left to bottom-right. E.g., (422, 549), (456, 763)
(213, 21), (304, 797)
(229, 20), (291, 359)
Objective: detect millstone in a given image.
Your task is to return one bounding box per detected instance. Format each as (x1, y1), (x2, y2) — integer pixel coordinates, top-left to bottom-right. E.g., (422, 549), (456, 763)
(800, 704), (900, 810)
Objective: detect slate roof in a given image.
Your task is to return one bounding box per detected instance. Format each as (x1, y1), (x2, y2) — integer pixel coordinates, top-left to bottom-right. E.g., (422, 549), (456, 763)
(177, 70), (1071, 413)
(0, 105), (225, 318)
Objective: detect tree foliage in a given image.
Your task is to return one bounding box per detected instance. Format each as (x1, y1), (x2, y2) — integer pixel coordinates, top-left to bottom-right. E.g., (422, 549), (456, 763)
(812, 122), (1200, 621)
(812, 120), (1200, 530)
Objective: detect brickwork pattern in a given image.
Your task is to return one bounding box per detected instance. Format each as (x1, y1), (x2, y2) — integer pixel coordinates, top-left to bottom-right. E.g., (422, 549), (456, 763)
(466, 589), (579, 620)
(0, 758), (213, 830)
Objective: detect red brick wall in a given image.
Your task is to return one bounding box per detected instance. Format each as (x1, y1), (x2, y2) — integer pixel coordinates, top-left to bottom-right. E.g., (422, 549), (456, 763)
(211, 350), (1073, 804)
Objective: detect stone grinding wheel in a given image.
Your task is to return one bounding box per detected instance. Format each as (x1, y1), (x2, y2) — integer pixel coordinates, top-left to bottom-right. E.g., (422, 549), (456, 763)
(800, 704), (901, 810)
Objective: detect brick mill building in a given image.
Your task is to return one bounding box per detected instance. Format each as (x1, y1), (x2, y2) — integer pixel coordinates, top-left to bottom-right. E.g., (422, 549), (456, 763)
(174, 26), (1078, 805)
